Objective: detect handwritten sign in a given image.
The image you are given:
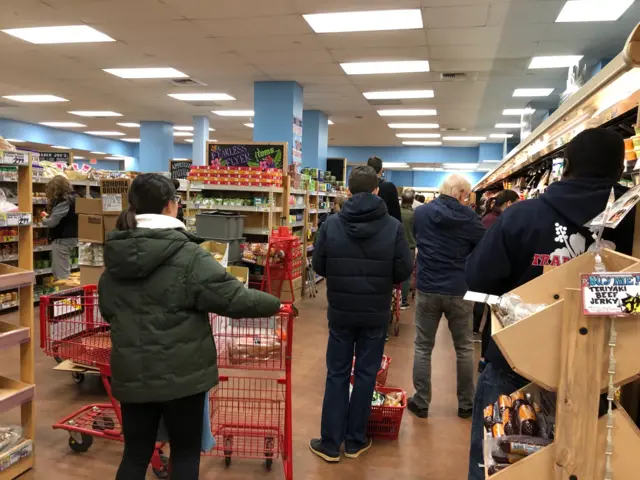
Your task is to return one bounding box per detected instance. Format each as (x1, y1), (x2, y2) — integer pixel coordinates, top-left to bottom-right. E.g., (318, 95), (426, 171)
(581, 273), (640, 315)
(207, 143), (284, 169)
(0, 151), (28, 166)
(40, 151), (71, 163)
(170, 159), (192, 179)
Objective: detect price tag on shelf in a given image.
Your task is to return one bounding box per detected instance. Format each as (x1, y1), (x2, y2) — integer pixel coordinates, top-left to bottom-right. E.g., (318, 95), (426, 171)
(581, 273), (640, 315)
(0, 212), (33, 227)
(0, 151), (28, 166)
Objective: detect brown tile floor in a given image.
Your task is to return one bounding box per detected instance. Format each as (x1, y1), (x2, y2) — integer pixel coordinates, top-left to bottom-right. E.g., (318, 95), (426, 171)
(0, 286), (477, 479)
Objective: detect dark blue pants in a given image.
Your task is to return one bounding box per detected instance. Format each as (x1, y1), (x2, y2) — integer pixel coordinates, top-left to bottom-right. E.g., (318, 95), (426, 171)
(320, 323), (386, 455)
(467, 363), (528, 480)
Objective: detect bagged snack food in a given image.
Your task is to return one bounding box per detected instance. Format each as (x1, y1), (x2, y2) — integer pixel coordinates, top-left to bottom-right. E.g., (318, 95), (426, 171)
(492, 423), (505, 438)
(497, 395), (512, 415)
(516, 404), (539, 436)
(484, 404), (495, 429)
(371, 391), (385, 407)
(497, 435), (551, 456)
(383, 391), (403, 407)
(226, 331), (281, 365)
(502, 408), (516, 436)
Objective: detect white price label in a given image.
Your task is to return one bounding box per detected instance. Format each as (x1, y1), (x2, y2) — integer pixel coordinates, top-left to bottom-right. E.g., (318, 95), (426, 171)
(102, 194), (123, 212)
(1, 151), (27, 165)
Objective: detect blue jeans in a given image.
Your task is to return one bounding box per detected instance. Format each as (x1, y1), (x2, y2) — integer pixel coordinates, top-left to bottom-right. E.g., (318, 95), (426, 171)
(467, 363), (528, 480)
(320, 323), (386, 455)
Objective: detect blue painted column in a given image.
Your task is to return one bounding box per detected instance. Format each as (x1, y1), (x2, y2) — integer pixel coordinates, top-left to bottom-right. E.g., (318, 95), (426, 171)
(192, 116), (209, 166)
(253, 81), (303, 168)
(302, 110), (328, 170)
(139, 121), (174, 172)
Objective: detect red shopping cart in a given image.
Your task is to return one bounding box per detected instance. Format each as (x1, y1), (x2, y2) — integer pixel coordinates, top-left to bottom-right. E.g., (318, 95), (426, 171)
(39, 286), (169, 478)
(391, 284), (401, 336)
(208, 304), (295, 479)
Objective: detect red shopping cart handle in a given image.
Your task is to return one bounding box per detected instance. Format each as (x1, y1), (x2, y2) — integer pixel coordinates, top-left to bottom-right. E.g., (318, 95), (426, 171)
(280, 303), (298, 316)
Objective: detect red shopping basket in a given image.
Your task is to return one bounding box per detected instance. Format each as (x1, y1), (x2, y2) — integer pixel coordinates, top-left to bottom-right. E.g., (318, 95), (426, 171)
(367, 387), (407, 440)
(350, 355), (391, 387)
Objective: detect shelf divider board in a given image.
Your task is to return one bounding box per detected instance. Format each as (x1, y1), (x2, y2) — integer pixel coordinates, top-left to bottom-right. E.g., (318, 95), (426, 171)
(554, 288), (606, 480)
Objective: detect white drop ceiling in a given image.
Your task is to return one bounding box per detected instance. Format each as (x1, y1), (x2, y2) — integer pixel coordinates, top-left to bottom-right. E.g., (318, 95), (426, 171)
(0, 0), (638, 147)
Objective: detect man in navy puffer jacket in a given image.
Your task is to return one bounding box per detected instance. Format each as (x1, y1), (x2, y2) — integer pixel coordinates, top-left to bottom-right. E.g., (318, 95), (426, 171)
(309, 166), (412, 463)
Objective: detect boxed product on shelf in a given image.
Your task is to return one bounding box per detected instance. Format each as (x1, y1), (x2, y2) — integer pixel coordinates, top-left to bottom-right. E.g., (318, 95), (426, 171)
(200, 240), (230, 267)
(79, 242), (105, 267)
(80, 265), (105, 286)
(188, 166), (283, 187)
(0, 437), (32, 474)
(196, 212), (245, 240)
(78, 215), (104, 243)
(226, 265), (249, 287)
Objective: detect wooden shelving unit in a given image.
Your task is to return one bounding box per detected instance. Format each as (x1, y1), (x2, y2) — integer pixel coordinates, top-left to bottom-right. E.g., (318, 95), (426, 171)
(484, 248), (640, 479)
(0, 150), (35, 479)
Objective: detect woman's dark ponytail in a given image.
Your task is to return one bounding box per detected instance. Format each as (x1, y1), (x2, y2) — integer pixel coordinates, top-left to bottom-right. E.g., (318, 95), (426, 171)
(116, 208), (137, 230)
(114, 173), (175, 231)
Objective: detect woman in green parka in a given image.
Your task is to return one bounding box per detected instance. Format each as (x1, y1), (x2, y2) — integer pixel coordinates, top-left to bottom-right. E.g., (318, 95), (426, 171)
(98, 173), (281, 479)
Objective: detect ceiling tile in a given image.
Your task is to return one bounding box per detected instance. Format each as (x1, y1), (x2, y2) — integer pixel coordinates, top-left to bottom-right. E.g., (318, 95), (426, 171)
(194, 15), (312, 38)
(329, 46), (430, 63)
(161, 0), (295, 19)
(426, 26), (501, 46)
(423, 5), (490, 28)
(317, 30), (427, 49)
(290, 0), (421, 14)
(238, 49), (335, 65)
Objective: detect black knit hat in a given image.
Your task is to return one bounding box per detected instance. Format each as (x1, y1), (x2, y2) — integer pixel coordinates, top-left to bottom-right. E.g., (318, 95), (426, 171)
(563, 128), (624, 180)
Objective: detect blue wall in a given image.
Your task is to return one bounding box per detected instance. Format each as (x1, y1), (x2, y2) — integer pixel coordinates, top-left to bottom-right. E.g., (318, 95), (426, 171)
(328, 145), (481, 164)
(74, 159), (124, 170)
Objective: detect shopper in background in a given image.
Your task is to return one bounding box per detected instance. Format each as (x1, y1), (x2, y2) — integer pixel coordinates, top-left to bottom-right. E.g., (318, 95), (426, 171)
(415, 194), (426, 204)
(366, 156), (402, 222)
(481, 189), (519, 229)
(43, 175), (78, 280)
(409, 174), (485, 420)
(400, 191), (416, 309)
(404, 188), (424, 209)
(171, 178), (185, 223)
(310, 166), (412, 463)
(465, 128), (635, 480)
(333, 195), (346, 214)
(99, 173), (281, 480)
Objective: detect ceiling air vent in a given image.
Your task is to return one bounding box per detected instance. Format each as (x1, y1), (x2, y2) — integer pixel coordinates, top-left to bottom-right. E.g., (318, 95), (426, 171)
(168, 78), (207, 87)
(367, 99), (405, 106)
(441, 127), (467, 132)
(440, 72), (477, 81)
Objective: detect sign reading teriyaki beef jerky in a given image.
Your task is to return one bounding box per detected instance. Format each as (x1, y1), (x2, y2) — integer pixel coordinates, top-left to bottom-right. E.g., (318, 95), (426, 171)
(170, 159), (192, 179)
(207, 143), (284, 169)
(40, 151), (71, 163)
(581, 273), (640, 315)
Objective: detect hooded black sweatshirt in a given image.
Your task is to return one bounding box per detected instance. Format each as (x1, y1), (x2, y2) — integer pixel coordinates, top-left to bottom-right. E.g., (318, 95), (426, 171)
(312, 192), (413, 328)
(466, 178), (635, 376)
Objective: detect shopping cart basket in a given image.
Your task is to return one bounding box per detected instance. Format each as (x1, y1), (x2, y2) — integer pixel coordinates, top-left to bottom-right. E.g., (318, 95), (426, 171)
(40, 286), (169, 478)
(208, 304), (296, 480)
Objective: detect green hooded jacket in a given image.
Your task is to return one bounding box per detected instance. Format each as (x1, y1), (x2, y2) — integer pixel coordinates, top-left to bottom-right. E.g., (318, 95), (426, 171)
(98, 214), (281, 404)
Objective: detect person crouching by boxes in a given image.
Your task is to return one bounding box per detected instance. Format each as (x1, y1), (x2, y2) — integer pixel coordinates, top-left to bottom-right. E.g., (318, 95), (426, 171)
(42, 175), (78, 280)
(98, 173), (281, 480)
(309, 166), (412, 462)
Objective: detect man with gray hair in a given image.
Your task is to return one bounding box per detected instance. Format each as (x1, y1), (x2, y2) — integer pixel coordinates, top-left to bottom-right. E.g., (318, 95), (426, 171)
(408, 174), (485, 419)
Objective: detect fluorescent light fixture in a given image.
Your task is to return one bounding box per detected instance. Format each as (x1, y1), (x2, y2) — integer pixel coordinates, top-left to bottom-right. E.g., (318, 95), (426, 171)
(103, 68), (188, 79)
(51, 145), (70, 150)
(122, 138), (140, 143)
(378, 109), (437, 117)
(529, 55), (583, 69)
(5, 139), (25, 143)
(185, 139), (194, 143)
(328, 119), (334, 125)
(86, 131), (125, 136)
(173, 158), (189, 161)
(388, 123), (439, 129)
(213, 110), (254, 117)
(244, 123), (255, 128)
(556, 0), (634, 22)
(413, 167), (443, 172)
(490, 133), (514, 139)
(402, 141), (442, 146)
(173, 131), (193, 137)
(513, 88), (554, 97)
(105, 156), (127, 160)
(167, 93), (235, 101)
(396, 133), (441, 138)
(482, 160), (501, 163)
(495, 123), (522, 128)
(364, 89), (434, 100)
(174, 126), (194, 131)
(442, 136), (487, 141)
(341, 60), (430, 75)
(303, 9), (423, 33)
(69, 110), (122, 117)
(382, 162), (409, 169)
(74, 156), (85, 160)
(2, 25), (115, 44)
(90, 151), (106, 155)
(502, 108), (535, 116)
(209, 128), (215, 131)
(444, 163), (480, 169)
(117, 122), (140, 128)
(2, 94), (68, 103)
(40, 121), (86, 128)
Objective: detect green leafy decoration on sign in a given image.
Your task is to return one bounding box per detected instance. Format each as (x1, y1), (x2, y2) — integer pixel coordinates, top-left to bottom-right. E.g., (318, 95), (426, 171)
(274, 150), (283, 168)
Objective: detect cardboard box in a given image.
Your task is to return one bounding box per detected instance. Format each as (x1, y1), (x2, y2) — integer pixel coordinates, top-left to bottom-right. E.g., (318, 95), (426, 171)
(200, 240), (229, 267)
(78, 214), (104, 243)
(103, 215), (118, 238)
(76, 198), (103, 215)
(226, 265), (249, 288)
(80, 265), (105, 286)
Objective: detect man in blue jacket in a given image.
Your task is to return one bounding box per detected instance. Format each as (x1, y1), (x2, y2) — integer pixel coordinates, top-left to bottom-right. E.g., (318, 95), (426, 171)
(408, 174), (485, 420)
(465, 128), (635, 480)
(310, 166), (413, 463)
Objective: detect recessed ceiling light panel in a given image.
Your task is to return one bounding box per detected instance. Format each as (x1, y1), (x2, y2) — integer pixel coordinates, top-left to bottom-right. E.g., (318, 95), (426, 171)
(555, 0), (634, 22)
(86, 131), (125, 136)
(212, 110), (254, 117)
(378, 109), (437, 117)
(167, 93), (235, 101)
(104, 68), (188, 79)
(173, 131), (193, 137)
(303, 9), (423, 33)
(402, 141), (442, 146)
(244, 123), (255, 128)
(495, 123), (522, 128)
(117, 122), (140, 128)
(442, 136), (487, 141)
(2, 94), (68, 103)
(69, 110), (122, 117)
(51, 145), (70, 150)
(502, 108), (535, 116)
(513, 88), (554, 97)
(174, 126), (194, 131)
(529, 55), (583, 69)
(2, 25), (115, 44)
(396, 133), (441, 138)
(490, 133), (514, 139)
(388, 123), (439, 129)
(122, 138), (140, 143)
(328, 119), (334, 125)
(341, 60), (430, 75)
(40, 122), (86, 128)
(364, 90), (434, 100)
(5, 139), (25, 143)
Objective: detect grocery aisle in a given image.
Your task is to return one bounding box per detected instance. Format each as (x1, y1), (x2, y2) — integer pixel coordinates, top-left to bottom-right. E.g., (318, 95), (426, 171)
(0, 286), (473, 480)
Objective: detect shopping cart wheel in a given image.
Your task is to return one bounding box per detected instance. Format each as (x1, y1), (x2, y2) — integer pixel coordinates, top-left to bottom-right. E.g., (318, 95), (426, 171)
(224, 435), (233, 468)
(71, 372), (85, 384)
(92, 415), (115, 432)
(394, 319), (400, 337)
(152, 454), (170, 479)
(265, 458), (273, 470)
(68, 433), (93, 453)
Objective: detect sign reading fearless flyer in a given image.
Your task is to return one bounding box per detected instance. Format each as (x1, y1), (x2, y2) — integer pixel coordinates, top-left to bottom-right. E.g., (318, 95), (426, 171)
(207, 143), (284, 169)
(581, 273), (640, 315)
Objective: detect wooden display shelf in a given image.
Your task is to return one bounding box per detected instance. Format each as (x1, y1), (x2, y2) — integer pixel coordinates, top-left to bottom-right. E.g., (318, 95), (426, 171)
(0, 264), (35, 291)
(0, 376), (34, 413)
(0, 440), (34, 480)
(0, 320), (30, 350)
(491, 249), (640, 391)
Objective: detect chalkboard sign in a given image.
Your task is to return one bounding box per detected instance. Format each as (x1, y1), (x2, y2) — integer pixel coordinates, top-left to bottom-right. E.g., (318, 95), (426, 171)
(170, 159), (192, 179)
(40, 151), (71, 163)
(207, 143), (285, 169)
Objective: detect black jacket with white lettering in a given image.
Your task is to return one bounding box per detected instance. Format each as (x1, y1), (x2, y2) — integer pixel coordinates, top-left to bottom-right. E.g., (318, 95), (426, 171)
(466, 177), (635, 376)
